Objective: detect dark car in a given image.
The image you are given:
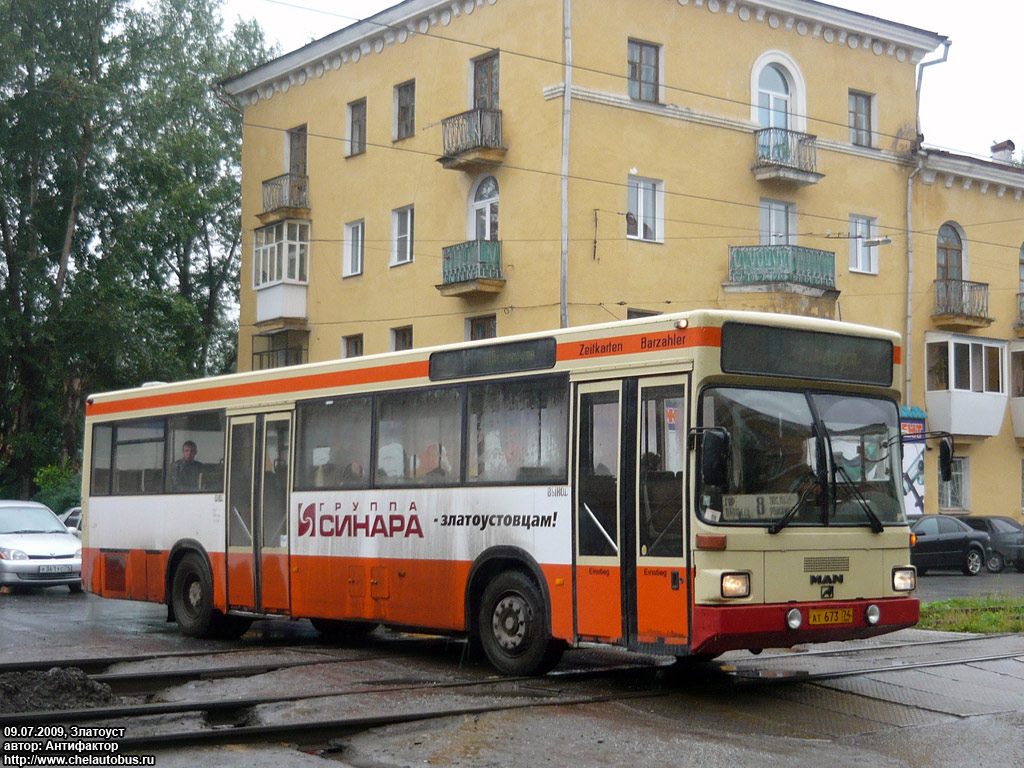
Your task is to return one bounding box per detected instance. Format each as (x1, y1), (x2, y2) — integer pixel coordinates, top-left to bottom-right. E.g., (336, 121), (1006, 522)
(910, 514), (992, 576)
(959, 515), (1024, 573)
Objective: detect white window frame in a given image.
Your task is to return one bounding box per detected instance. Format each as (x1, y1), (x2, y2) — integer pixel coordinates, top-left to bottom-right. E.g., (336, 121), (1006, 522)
(849, 214), (878, 274)
(750, 51), (807, 133)
(939, 456), (968, 511)
(343, 220), (364, 277)
(470, 175), (499, 241)
(926, 335), (1006, 394)
(626, 175), (663, 243)
(253, 220), (310, 289)
(758, 198), (795, 246)
(391, 206), (414, 266)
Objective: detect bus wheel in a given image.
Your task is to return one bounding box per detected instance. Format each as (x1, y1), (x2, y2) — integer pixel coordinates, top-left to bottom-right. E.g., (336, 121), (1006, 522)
(171, 553), (216, 637)
(310, 619), (378, 639)
(478, 571), (562, 676)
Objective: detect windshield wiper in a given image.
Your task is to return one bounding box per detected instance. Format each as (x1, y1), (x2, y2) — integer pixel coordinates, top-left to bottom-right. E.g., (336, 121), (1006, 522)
(834, 466), (884, 533)
(768, 471), (821, 534)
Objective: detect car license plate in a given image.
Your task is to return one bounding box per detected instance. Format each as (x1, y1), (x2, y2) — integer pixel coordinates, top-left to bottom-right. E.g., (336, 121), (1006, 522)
(38, 564), (72, 574)
(808, 608), (853, 626)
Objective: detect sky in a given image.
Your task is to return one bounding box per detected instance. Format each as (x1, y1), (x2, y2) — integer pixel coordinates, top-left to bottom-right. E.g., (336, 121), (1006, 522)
(218, 0), (1023, 160)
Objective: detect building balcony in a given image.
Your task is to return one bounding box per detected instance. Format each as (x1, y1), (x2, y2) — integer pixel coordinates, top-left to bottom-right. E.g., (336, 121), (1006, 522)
(723, 245), (838, 319)
(437, 240), (505, 297)
(438, 108), (506, 171)
(932, 279), (992, 329)
(926, 389), (1007, 438)
(752, 128), (824, 186)
(258, 173), (309, 224)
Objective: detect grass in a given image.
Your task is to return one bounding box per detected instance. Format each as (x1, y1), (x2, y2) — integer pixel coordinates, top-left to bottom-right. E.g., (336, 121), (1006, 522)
(918, 593), (1024, 633)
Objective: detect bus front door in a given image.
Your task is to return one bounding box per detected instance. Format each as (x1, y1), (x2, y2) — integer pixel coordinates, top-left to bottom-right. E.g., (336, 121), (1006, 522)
(226, 413), (293, 615)
(630, 376), (690, 649)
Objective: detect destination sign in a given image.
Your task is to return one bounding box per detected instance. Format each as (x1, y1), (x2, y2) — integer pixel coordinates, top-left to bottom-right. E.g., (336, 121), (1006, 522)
(429, 337), (557, 381)
(720, 323), (893, 386)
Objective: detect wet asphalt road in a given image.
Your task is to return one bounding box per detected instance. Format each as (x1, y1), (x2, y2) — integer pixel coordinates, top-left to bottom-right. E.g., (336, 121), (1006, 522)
(1, 572), (1022, 768)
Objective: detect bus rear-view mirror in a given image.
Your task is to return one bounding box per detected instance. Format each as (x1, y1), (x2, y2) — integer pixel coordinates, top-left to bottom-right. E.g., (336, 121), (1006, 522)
(939, 437), (953, 483)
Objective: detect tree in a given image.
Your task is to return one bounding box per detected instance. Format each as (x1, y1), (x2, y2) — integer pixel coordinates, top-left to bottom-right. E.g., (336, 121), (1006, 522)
(0, 0), (274, 497)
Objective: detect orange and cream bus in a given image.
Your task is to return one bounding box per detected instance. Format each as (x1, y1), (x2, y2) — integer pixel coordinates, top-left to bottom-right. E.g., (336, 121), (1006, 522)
(82, 310), (922, 674)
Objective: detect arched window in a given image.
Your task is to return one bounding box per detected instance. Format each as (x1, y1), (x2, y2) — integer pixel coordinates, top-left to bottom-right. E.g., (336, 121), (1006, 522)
(757, 64), (790, 130)
(750, 52), (806, 133)
(1018, 243), (1024, 293)
(937, 223), (963, 281)
(473, 176), (499, 241)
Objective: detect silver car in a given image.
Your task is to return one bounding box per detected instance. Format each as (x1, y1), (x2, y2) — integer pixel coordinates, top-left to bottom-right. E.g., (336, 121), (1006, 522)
(0, 500), (83, 593)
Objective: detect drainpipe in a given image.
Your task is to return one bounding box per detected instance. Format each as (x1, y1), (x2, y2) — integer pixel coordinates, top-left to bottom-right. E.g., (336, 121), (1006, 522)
(906, 40), (949, 406)
(559, 0), (572, 328)
(906, 158), (922, 406)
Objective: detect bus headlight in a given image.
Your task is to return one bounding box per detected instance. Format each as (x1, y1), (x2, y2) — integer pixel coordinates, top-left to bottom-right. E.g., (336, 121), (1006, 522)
(721, 572), (750, 598)
(892, 568), (916, 592)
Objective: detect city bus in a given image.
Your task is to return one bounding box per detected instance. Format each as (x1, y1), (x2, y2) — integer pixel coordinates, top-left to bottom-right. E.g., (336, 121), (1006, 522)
(82, 310), (922, 674)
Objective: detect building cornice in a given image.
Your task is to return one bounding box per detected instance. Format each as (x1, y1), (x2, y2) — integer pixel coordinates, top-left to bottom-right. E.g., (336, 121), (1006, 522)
(921, 151), (1024, 202)
(218, 0), (946, 108)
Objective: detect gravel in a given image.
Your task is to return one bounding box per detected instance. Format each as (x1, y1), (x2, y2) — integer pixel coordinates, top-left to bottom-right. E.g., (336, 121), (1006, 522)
(0, 668), (117, 713)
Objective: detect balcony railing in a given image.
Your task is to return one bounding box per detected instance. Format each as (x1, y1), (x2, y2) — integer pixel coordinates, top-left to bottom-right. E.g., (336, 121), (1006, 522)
(251, 345), (307, 371)
(729, 244), (835, 289)
(262, 173), (308, 213)
(442, 240), (502, 284)
(754, 127), (819, 172)
(441, 108), (503, 158)
(934, 279), (989, 320)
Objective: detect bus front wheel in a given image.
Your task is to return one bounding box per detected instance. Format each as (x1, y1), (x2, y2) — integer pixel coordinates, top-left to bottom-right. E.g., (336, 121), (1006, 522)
(477, 571), (562, 676)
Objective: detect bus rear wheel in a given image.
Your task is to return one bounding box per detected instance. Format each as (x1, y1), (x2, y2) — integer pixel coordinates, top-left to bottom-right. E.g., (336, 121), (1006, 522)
(478, 571), (562, 676)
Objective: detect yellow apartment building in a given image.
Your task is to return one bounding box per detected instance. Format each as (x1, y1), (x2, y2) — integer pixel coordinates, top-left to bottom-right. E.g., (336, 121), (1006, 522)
(218, 0), (1024, 527)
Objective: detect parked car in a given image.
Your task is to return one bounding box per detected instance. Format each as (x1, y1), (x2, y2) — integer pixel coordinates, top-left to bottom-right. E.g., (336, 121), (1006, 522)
(0, 500), (83, 593)
(959, 515), (1024, 573)
(910, 514), (992, 576)
(59, 506), (83, 539)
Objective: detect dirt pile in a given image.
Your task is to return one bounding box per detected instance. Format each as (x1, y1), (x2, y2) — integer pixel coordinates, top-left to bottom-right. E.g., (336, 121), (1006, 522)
(0, 668), (116, 713)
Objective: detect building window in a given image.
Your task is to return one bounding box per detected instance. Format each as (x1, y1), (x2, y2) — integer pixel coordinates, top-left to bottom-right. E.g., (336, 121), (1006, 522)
(759, 198), (794, 245)
(391, 326), (413, 351)
(288, 125), (307, 177)
(937, 222), (964, 281)
(474, 53), (499, 110)
(468, 315), (496, 341)
(1018, 244), (1024, 292)
(757, 64), (790, 130)
(627, 39), (660, 103)
(939, 456), (968, 510)
(344, 220), (364, 277)
(392, 206), (414, 265)
(1012, 350), (1024, 397)
(627, 175), (662, 242)
(925, 337), (1004, 393)
(347, 99), (366, 156)
(252, 330), (308, 370)
(849, 214), (878, 274)
(848, 90), (872, 147)
(253, 220), (309, 288)
(343, 334), (363, 358)
(472, 176), (499, 241)
(394, 80), (415, 140)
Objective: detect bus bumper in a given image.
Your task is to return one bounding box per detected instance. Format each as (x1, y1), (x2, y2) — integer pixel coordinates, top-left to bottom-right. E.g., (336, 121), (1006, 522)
(690, 597), (919, 656)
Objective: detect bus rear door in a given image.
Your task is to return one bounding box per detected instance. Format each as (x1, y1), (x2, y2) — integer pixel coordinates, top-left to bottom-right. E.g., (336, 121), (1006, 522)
(225, 412), (293, 615)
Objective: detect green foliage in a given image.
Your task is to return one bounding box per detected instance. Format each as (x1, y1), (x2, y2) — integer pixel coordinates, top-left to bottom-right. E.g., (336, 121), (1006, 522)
(0, 0), (275, 497)
(31, 463), (81, 514)
(918, 594), (1024, 633)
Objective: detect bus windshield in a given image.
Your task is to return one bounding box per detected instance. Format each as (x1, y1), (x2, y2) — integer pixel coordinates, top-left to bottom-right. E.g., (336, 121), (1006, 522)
(698, 387), (905, 528)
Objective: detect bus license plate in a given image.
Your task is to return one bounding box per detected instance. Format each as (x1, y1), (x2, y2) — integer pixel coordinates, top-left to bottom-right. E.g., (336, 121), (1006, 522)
(808, 608), (853, 626)
(39, 564), (72, 574)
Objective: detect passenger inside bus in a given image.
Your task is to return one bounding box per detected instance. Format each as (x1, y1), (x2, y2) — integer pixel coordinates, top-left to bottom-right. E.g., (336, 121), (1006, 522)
(170, 441), (203, 491)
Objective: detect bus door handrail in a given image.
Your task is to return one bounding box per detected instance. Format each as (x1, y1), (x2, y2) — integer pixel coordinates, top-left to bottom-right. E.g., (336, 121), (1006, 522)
(582, 502), (618, 554)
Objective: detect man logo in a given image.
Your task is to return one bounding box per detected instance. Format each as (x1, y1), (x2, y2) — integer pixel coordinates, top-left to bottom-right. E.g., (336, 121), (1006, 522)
(821, 585), (834, 599)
